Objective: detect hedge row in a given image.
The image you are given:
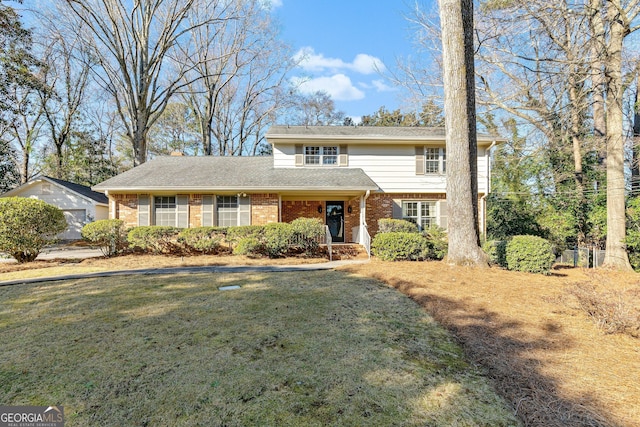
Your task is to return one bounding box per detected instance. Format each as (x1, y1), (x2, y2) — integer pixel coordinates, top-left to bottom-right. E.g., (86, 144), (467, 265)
(81, 217), (325, 258)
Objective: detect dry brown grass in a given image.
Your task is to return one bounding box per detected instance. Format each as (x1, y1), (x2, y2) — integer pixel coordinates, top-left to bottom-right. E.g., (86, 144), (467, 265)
(343, 261), (640, 427)
(0, 254), (325, 282)
(0, 271), (519, 426)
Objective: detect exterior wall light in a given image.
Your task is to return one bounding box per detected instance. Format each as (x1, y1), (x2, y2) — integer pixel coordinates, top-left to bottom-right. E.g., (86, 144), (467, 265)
(318, 205), (323, 213)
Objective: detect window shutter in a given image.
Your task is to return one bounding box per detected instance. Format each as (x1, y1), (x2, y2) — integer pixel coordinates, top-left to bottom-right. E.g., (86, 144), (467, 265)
(338, 144), (348, 166)
(415, 146), (425, 175)
(295, 144), (303, 166)
(438, 200), (448, 230)
(392, 199), (403, 219)
(138, 195), (149, 226)
(177, 195), (189, 228)
(239, 195), (251, 226)
(202, 195), (214, 226)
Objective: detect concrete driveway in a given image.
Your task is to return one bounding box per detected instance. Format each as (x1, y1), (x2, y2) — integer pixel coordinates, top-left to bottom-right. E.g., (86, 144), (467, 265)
(0, 244), (104, 263)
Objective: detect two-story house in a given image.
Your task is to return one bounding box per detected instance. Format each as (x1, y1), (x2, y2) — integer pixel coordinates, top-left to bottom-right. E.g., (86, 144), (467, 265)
(93, 126), (500, 247)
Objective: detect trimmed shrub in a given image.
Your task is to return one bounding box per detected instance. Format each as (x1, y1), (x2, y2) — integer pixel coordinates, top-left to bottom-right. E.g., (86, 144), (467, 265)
(506, 235), (555, 274)
(423, 226), (448, 260)
(127, 226), (180, 254)
(483, 240), (507, 268)
(81, 219), (128, 257)
(233, 236), (263, 257)
(378, 218), (419, 233)
(263, 222), (294, 258)
(226, 225), (264, 244)
(371, 232), (430, 261)
(290, 217), (325, 254)
(0, 197), (67, 263)
(178, 227), (226, 254)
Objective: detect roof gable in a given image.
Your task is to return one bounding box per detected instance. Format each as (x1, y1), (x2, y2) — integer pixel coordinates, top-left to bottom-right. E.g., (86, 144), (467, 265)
(2, 176), (109, 204)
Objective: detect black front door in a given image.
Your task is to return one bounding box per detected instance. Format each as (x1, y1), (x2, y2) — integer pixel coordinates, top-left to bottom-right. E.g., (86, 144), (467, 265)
(325, 201), (344, 243)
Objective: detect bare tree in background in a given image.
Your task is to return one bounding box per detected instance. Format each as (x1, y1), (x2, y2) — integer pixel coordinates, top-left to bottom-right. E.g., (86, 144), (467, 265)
(37, 29), (92, 178)
(439, 0), (487, 266)
(180, 0), (294, 156)
(61, 0), (227, 165)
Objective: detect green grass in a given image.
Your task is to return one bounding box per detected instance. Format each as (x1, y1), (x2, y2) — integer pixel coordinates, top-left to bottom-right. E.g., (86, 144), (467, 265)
(0, 271), (520, 426)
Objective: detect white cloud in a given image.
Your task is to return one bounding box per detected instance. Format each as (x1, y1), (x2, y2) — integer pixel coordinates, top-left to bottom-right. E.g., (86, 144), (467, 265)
(371, 79), (396, 92)
(292, 74), (365, 101)
(294, 47), (386, 75)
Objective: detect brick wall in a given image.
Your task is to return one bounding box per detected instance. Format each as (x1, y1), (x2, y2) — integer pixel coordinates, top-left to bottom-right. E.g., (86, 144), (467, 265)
(281, 200), (324, 224)
(365, 193), (446, 236)
(251, 193), (279, 225)
(110, 194), (139, 228)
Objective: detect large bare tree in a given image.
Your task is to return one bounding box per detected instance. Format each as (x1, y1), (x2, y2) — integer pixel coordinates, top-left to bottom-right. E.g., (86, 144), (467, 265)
(61, 0), (225, 165)
(588, 0), (640, 270)
(439, 0), (487, 266)
(180, 0), (293, 156)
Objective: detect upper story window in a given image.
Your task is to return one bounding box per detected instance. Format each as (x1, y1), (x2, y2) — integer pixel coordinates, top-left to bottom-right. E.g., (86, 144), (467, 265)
(305, 146), (338, 165)
(425, 147), (446, 174)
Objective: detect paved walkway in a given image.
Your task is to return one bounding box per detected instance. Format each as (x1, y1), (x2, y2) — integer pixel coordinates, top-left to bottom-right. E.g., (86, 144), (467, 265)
(0, 259), (370, 287)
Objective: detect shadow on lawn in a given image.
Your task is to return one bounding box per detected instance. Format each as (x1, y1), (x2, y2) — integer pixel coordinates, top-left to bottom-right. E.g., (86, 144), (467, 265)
(381, 276), (616, 427)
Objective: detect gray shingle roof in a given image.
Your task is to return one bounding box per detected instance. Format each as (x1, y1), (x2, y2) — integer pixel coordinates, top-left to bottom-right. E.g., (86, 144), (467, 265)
(45, 176), (109, 204)
(93, 156), (379, 192)
(266, 125), (503, 141)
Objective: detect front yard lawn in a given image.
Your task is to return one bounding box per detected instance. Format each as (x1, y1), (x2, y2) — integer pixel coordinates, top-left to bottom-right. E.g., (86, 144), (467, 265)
(0, 270), (519, 426)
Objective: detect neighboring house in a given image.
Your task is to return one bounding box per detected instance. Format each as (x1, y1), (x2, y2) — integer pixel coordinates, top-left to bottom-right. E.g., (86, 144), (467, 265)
(93, 126), (501, 247)
(1, 176), (109, 240)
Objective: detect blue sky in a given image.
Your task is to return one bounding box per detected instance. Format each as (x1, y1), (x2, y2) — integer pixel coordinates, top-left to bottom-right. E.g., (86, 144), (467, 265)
(273, 1), (435, 121)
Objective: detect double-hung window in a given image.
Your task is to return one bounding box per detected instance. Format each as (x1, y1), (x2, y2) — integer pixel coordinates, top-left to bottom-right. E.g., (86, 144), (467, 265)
(216, 195), (239, 227)
(402, 201), (438, 230)
(425, 147), (446, 174)
(305, 146), (338, 165)
(154, 196), (177, 226)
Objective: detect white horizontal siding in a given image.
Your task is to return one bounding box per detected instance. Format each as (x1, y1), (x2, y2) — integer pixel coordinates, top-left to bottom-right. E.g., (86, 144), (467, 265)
(272, 143), (490, 194)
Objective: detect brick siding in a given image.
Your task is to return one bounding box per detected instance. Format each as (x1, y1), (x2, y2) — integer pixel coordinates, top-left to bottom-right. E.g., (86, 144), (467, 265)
(251, 194), (279, 225)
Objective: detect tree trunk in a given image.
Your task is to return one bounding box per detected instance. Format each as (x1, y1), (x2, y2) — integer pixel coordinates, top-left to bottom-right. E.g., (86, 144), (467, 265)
(603, 0), (632, 270)
(439, 0), (488, 266)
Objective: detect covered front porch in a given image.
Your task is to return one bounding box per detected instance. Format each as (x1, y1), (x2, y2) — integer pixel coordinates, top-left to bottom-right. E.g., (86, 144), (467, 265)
(277, 190), (372, 246)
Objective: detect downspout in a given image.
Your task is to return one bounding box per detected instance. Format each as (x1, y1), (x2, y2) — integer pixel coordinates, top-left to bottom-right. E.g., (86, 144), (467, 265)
(480, 140), (497, 240)
(278, 194), (282, 222)
(360, 190), (370, 245)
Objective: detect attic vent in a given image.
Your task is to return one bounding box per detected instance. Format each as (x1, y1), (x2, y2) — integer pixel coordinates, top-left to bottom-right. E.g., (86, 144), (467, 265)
(41, 183), (52, 194)
(170, 151), (184, 156)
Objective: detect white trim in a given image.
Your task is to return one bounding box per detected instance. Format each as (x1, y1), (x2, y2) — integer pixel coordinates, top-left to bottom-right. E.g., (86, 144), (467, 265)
(3, 176), (107, 206)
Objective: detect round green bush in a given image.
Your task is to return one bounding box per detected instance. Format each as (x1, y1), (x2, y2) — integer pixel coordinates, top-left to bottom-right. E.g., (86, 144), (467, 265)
(505, 235), (555, 274)
(0, 197), (67, 263)
(226, 225), (264, 244)
(177, 227), (225, 254)
(233, 236), (263, 256)
(263, 222), (294, 258)
(423, 226), (448, 260)
(127, 226), (180, 254)
(290, 217), (325, 254)
(81, 219), (127, 256)
(482, 240), (507, 268)
(371, 232), (430, 261)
